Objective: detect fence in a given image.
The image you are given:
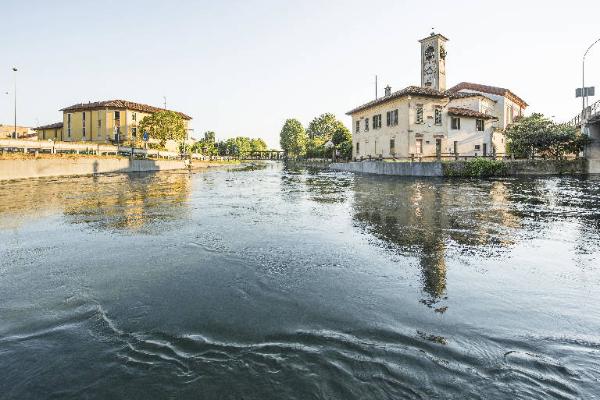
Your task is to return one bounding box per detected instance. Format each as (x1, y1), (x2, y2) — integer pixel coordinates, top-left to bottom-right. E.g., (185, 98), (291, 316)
(0, 139), (237, 161)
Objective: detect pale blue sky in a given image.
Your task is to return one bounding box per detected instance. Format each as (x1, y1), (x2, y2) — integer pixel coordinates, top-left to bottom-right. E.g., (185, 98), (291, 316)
(1, 0), (599, 148)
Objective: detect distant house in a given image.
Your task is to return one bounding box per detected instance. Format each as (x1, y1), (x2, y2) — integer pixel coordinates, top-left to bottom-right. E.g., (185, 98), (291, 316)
(34, 122), (63, 141)
(35, 100), (192, 144)
(347, 33), (528, 159)
(0, 124), (35, 139)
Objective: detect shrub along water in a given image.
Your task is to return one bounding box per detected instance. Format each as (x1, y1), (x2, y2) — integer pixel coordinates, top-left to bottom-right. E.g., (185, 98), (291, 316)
(444, 158), (508, 178)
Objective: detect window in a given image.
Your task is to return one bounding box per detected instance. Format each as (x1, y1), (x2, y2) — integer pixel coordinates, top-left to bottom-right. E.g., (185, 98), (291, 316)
(132, 112), (137, 121)
(475, 144), (481, 151)
(114, 111), (121, 120)
(356, 142), (360, 154)
(373, 114), (382, 129)
(506, 106), (514, 125)
(131, 127), (137, 138)
(435, 107), (442, 125)
(82, 112), (86, 137)
(416, 104), (424, 124)
(67, 114), (71, 137)
(355, 120), (360, 133)
(98, 119), (102, 128)
(451, 117), (461, 130)
(476, 119), (484, 131)
(390, 139), (395, 154)
(387, 109), (399, 127)
(365, 118), (369, 132)
(416, 139), (423, 154)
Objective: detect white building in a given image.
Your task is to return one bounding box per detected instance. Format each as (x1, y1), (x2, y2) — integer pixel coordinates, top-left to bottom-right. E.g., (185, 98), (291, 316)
(347, 33), (528, 160)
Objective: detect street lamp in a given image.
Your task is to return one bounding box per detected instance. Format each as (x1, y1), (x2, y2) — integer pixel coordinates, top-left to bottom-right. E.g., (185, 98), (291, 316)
(12, 67), (17, 139)
(583, 38), (600, 112)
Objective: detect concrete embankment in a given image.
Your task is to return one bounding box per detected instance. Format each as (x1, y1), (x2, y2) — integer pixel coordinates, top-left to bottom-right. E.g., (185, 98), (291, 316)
(330, 159), (588, 177)
(330, 161), (443, 176)
(0, 157), (232, 181)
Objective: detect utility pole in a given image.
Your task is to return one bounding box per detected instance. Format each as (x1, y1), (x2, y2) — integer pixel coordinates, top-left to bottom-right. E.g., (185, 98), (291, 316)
(375, 75), (378, 100)
(583, 38), (600, 113)
(12, 67), (17, 139)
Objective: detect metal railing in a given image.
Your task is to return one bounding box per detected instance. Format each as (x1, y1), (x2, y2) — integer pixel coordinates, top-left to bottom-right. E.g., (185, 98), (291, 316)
(568, 98), (600, 127)
(0, 139), (180, 159)
(352, 153), (510, 163)
(0, 139), (247, 162)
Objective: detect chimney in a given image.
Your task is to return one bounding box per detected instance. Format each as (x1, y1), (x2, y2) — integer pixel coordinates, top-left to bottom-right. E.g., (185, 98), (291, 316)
(384, 86), (392, 97)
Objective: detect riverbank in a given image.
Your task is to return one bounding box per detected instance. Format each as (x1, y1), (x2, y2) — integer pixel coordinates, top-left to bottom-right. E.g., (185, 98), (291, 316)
(328, 159), (588, 177)
(0, 155), (242, 181)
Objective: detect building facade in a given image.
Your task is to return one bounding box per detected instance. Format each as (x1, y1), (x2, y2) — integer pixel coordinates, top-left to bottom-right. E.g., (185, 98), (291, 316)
(34, 122), (63, 141)
(348, 33), (528, 160)
(35, 100), (191, 144)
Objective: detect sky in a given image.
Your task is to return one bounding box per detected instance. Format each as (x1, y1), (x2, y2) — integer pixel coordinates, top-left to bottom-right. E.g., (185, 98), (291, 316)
(1, 0), (599, 148)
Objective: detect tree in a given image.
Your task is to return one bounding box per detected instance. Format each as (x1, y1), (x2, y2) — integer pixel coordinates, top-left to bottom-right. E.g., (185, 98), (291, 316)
(306, 136), (327, 158)
(138, 110), (186, 147)
(332, 124), (351, 145)
(332, 124), (352, 160)
(307, 113), (342, 140)
(250, 138), (268, 153)
(280, 119), (307, 158)
(505, 113), (590, 159)
(204, 131), (216, 142)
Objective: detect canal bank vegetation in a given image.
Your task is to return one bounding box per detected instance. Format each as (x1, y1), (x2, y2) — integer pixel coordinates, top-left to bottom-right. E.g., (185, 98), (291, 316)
(505, 113), (590, 160)
(279, 113), (352, 160)
(443, 158), (508, 177)
(187, 131), (268, 157)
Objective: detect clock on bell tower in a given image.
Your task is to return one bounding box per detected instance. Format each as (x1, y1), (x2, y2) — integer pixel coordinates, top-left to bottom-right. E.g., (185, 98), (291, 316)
(419, 32), (449, 91)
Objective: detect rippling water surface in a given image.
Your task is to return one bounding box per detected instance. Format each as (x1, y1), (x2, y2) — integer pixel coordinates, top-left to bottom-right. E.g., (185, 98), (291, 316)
(1, 163), (599, 399)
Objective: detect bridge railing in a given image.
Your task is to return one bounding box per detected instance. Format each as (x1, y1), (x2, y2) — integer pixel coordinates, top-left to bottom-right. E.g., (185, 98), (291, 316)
(568, 98), (600, 127)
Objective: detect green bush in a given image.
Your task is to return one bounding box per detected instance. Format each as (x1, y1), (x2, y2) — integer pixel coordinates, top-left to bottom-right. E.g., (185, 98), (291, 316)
(445, 158), (507, 177)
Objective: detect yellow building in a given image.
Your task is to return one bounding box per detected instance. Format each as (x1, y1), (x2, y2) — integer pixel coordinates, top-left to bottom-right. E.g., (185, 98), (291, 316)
(34, 122), (63, 141)
(35, 100), (192, 144)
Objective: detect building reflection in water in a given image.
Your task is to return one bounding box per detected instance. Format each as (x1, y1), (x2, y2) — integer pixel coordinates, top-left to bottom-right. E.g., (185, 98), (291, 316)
(352, 176), (520, 310)
(0, 172), (191, 233)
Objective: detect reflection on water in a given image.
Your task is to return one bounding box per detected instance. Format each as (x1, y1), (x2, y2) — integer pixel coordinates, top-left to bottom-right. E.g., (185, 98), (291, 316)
(1, 165), (600, 399)
(350, 175), (600, 308)
(0, 172), (191, 233)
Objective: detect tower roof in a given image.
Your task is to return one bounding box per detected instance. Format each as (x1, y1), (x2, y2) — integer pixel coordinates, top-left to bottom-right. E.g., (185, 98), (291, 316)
(419, 32), (449, 43)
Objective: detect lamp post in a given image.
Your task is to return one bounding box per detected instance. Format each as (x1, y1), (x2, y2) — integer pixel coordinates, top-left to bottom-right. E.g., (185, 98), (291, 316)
(583, 38), (600, 113)
(12, 67), (17, 139)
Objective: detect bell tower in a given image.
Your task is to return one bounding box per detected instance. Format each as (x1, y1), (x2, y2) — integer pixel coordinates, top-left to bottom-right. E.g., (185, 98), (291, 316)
(419, 32), (448, 91)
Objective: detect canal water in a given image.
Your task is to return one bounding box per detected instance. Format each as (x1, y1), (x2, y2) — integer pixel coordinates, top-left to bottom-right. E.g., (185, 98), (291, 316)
(1, 163), (599, 399)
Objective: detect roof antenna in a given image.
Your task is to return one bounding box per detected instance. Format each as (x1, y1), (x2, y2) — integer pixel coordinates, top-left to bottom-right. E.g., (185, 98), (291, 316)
(431, 27), (435, 36)
(375, 75), (378, 100)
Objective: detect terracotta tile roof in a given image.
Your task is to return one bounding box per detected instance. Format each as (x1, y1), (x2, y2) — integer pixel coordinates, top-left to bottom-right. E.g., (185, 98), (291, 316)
(447, 107), (498, 120)
(448, 92), (496, 102)
(60, 100), (192, 120)
(346, 86), (447, 115)
(34, 122), (63, 130)
(447, 82), (528, 107)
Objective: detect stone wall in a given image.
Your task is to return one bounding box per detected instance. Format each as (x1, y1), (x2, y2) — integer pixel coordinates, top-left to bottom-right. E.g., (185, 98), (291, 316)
(329, 159), (587, 177)
(331, 161), (443, 176)
(0, 157), (187, 181)
(585, 124), (600, 174)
